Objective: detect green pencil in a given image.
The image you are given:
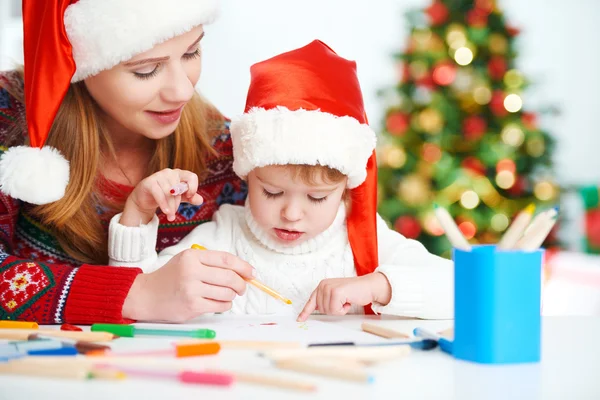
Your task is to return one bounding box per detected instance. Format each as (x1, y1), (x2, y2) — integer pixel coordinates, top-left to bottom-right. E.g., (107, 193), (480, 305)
(91, 323), (215, 339)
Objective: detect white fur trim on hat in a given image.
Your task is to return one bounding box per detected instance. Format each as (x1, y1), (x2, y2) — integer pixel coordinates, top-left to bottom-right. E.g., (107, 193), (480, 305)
(0, 146), (70, 205)
(65, 0), (220, 82)
(230, 107), (377, 189)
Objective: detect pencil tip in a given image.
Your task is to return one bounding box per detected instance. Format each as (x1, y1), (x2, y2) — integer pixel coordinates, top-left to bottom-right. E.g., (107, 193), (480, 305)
(433, 203), (439, 209)
(524, 204), (536, 214)
(553, 205), (560, 213)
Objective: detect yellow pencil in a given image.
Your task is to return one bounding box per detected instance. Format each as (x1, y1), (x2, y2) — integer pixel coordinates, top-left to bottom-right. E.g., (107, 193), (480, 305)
(191, 244), (292, 305)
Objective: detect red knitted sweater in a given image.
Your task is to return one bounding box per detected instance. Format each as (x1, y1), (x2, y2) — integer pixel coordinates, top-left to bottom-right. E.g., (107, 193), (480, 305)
(0, 71), (247, 324)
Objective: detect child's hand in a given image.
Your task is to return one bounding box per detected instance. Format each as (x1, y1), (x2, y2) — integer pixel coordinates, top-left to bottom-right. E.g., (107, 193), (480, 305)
(120, 168), (203, 226)
(297, 273), (392, 322)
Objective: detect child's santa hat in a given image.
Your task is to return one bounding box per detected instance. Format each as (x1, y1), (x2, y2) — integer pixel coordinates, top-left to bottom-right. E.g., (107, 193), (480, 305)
(0, 0), (219, 205)
(230, 40), (380, 313)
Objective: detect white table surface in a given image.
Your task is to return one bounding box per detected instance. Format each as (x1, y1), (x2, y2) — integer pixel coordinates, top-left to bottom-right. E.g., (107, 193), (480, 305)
(1, 315), (599, 400)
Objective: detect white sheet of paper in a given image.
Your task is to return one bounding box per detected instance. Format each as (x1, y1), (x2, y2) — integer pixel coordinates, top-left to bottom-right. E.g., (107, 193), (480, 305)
(134, 315), (388, 345)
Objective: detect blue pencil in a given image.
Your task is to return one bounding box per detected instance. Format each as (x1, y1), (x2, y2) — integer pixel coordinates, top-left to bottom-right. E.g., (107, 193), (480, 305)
(413, 328), (453, 354)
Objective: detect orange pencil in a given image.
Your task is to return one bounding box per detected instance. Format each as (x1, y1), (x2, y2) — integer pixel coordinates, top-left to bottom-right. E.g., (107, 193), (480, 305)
(0, 320), (38, 329)
(191, 244), (292, 305)
(87, 342), (221, 358)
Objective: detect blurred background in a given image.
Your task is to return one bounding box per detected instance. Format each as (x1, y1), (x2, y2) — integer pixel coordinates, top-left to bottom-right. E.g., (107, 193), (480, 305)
(1, 0), (599, 315)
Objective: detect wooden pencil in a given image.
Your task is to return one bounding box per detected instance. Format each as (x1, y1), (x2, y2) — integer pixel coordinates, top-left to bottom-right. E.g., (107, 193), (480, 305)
(205, 369), (317, 392)
(1, 359), (125, 381)
(30, 334), (111, 354)
(438, 327), (454, 339)
(89, 368), (127, 380)
(0, 362), (91, 380)
(264, 345), (411, 363)
(275, 358), (373, 383)
(361, 322), (410, 339)
(177, 339), (302, 350)
(0, 328), (115, 342)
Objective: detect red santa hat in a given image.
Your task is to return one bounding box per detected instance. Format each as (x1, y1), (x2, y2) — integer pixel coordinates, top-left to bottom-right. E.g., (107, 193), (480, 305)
(230, 40), (380, 312)
(0, 0), (219, 205)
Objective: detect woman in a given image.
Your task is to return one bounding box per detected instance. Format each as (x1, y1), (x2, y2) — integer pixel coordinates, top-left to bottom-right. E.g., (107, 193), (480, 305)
(0, 0), (255, 324)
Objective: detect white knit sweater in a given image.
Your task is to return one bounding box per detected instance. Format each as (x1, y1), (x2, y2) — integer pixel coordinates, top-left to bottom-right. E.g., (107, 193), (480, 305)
(108, 204), (454, 319)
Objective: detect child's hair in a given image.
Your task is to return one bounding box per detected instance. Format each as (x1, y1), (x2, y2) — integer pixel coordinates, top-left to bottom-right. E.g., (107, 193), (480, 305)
(284, 164), (347, 186)
(283, 164), (350, 205)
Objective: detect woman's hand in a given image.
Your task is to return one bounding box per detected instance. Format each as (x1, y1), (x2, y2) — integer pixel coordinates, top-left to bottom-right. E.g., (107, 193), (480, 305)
(122, 248), (256, 322)
(121, 168), (203, 225)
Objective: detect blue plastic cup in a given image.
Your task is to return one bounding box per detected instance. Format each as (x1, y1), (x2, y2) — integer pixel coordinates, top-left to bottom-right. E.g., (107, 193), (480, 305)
(453, 244), (543, 364)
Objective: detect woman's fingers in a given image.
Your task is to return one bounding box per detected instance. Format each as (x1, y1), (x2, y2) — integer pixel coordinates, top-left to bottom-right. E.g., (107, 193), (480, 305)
(150, 180), (171, 216)
(195, 264), (248, 296)
(193, 250), (256, 280)
(174, 169), (200, 199)
(193, 298), (233, 314)
(199, 282), (237, 302)
(187, 193), (204, 205)
(157, 175), (179, 220)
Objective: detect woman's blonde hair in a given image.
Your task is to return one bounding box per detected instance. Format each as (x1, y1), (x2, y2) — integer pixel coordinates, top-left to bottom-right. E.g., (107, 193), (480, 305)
(6, 71), (221, 264)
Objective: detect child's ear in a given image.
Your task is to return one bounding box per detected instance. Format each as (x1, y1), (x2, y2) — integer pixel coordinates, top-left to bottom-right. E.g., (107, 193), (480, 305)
(343, 189), (352, 210)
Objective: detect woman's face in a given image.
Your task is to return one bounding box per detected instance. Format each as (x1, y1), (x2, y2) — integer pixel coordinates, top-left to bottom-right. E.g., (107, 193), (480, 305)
(85, 25), (204, 141)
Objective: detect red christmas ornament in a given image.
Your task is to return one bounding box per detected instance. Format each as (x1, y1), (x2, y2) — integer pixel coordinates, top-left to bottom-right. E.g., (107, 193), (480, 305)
(406, 38), (416, 54)
(462, 156), (487, 175)
(506, 175), (527, 196)
(475, 0), (494, 13)
(585, 209), (600, 247)
(466, 8), (488, 27)
(422, 143), (442, 163)
(425, 1), (450, 26)
(458, 220), (477, 240)
(386, 112), (410, 136)
(490, 90), (508, 117)
(506, 25), (521, 37)
(488, 56), (508, 80)
(416, 73), (435, 89)
(521, 112), (538, 130)
(432, 61), (457, 86)
(394, 215), (422, 239)
(462, 115), (488, 140)
(399, 62), (411, 83)
(496, 158), (516, 174)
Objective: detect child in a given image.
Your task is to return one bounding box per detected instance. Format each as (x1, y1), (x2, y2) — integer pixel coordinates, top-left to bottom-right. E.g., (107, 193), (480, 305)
(108, 40), (454, 320)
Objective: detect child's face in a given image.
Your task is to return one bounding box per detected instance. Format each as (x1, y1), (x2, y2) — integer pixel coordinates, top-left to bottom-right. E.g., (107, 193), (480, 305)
(247, 165), (347, 246)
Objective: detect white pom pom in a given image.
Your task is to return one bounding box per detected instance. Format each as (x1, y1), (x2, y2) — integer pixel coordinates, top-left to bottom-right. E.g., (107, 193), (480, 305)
(0, 146), (70, 205)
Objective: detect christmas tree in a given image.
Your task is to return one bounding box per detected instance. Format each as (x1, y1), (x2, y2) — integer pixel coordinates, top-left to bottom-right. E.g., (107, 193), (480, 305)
(377, 0), (559, 257)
